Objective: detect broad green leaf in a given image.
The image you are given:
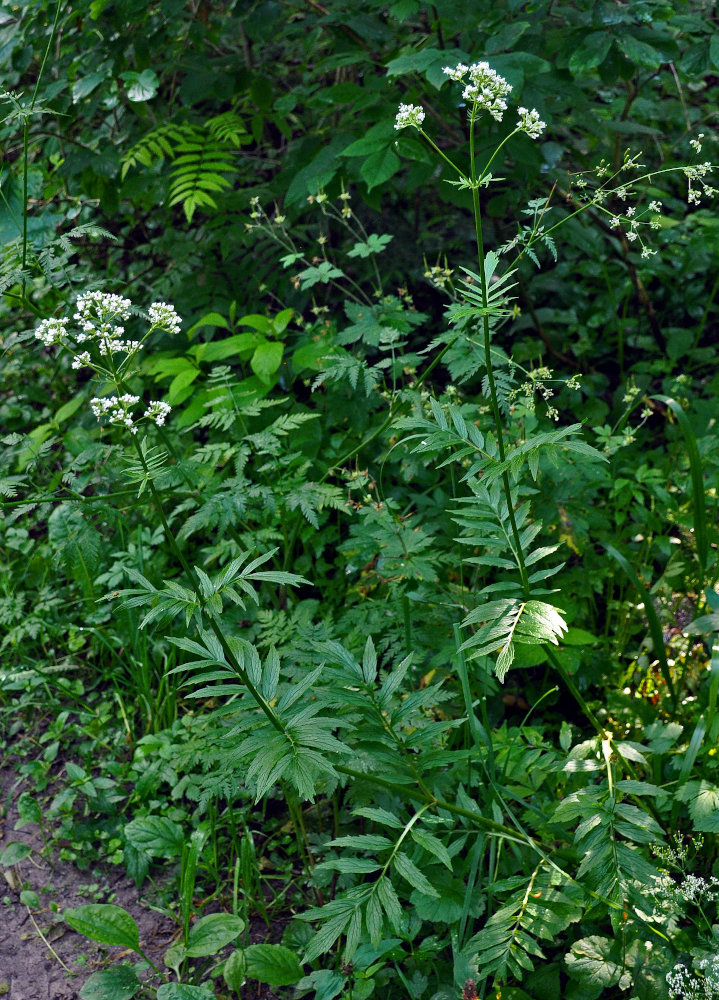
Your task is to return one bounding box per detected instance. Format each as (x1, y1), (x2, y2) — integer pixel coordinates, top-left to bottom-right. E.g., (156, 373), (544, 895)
(156, 985), (215, 1000)
(0, 841), (33, 865)
(122, 69), (159, 102)
(79, 965), (141, 1000)
(250, 340), (283, 383)
(124, 816), (184, 859)
(565, 936), (630, 990)
(569, 32), (613, 75)
(677, 781), (719, 832)
(15, 792), (42, 828)
(243, 943), (304, 986)
(361, 147), (401, 191)
(224, 949), (246, 993)
(617, 35), (663, 69)
(64, 904), (140, 950)
(186, 912), (245, 956)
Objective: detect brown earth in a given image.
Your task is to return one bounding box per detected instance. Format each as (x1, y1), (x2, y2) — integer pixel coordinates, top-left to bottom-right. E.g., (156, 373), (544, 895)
(0, 757), (176, 999)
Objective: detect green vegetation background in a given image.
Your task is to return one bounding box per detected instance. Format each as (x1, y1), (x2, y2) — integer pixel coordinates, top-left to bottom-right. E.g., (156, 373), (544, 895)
(1, 2), (719, 1000)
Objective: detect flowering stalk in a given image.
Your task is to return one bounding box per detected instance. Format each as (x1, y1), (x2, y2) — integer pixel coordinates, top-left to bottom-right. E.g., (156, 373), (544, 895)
(395, 63), (548, 597)
(35, 291), (289, 738)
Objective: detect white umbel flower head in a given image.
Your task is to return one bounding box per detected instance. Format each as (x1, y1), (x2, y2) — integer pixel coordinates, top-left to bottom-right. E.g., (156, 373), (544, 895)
(461, 61), (512, 122)
(395, 103), (425, 130)
(144, 400), (172, 427)
(148, 302), (182, 335)
(517, 106), (546, 139)
(35, 317), (68, 348)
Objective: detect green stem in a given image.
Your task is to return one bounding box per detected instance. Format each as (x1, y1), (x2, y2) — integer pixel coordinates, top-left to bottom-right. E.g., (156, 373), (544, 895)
(468, 115), (531, 598)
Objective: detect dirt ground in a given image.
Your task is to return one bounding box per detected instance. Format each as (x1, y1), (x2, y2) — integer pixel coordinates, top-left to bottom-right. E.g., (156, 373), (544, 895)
(0, 758), (176, 999)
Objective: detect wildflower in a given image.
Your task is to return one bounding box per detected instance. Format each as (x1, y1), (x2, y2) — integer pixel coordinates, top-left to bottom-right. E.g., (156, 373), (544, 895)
(75, 290), (132, 325)
(144, 400), (172, 427)
(91, 394), (140, 434)
(442, 63), (468, 81)
(147, 302), (181, 335)
(517, 106), (546, 139)
(395, 103), (425, 130)
(461, 61), (512, 121)
(35, 317), (68, 347)
(71, 351), (92, 369)
(690, 133), (705, 154)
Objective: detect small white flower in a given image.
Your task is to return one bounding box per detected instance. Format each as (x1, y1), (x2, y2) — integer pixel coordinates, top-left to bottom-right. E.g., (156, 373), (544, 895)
(517, 106), (546, 139)
(442, 63), (468, 81)
(147, 301), (181, 334)
(395, 103), (425, 130)
(144, 400), (172, 427)
(464, 62), (512, 122)
(35, 317), (68, 347)
(71, 351), (92, 369)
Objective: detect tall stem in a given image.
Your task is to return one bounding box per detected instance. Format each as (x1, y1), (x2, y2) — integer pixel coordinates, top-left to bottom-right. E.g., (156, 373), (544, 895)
(469, 114), (531, 599)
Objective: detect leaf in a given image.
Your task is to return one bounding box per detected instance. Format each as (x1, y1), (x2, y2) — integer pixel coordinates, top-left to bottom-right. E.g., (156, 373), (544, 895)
(223, 949), (246, 993)
(0, 841), (33, 865)
(616, 35), (664, 69)
(569, 32), (613, 75)
(122, 69), (159, 102)
(79, 966), (141, 1000)
(676, 781), (719, 832)
(565, 936), (626, 989)
(393, 852), (439, 897)
(64, 904), (140, 951)
(124, 816), (184, 859)
(243, 943), (304, 986)
(185, 913), (245, 957)
(250, 341), (284, 383)
(156, 986), (215, 1000)
(361, 147), (401, 191)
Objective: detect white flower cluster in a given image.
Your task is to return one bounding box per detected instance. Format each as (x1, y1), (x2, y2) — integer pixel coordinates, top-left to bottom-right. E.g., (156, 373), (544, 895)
(442, 61), (513, 122)
(148, 301), (182, 335)
(91, 394), (141, 434)
(144, 400), (172, 426)
(394, 103), (425, 130)
(90, 394), (173, 434)
(34, 290), (177, 435)
(73, 290), (138, 361)
(684, 161), (715, 205)
(35, 317), (68, 347)
(667, 956), (719, 999)
(650, 871), (719, 908)
(517, 106), (546, 139)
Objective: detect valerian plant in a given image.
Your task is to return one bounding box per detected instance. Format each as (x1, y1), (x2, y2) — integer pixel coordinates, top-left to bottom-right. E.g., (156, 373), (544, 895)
(20, 55), (719, 1000)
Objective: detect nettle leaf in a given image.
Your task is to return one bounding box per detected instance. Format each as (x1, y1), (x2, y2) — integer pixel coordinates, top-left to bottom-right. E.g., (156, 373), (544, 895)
(124, 816), (185, 859)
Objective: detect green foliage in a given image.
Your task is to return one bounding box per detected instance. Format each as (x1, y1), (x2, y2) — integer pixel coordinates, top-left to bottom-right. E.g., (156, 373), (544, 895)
(3, 3), (719, 1000)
